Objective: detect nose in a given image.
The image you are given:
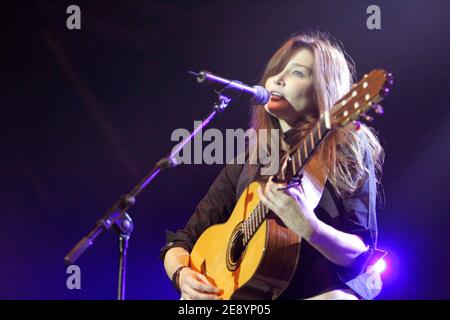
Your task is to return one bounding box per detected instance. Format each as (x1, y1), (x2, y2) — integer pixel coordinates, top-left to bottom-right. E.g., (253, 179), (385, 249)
(272, 74), (285, 87)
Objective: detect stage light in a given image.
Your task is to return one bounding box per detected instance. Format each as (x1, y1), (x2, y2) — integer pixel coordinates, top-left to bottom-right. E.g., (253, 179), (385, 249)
(374, 258), (387, 274)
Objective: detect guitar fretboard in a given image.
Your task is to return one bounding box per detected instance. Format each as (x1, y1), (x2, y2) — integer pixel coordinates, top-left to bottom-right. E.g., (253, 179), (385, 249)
(242, 202), (268, 245)
(279, 114), (331, 181)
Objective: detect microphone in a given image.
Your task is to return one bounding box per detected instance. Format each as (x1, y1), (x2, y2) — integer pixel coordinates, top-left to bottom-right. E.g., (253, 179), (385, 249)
(189, 71), (270, 104)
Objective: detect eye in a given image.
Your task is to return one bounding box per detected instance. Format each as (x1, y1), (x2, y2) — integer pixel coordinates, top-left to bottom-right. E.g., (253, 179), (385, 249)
(292, 70), (305, 78)
(292, 70), (304, 77)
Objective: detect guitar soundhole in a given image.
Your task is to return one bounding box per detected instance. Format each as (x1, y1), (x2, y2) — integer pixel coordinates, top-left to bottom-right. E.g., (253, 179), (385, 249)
(226, 223), (245, 271)
(230, 232), (244, 262)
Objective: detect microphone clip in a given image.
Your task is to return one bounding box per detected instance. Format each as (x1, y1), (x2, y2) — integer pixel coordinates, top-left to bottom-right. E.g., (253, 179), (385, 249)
(213, 95), (232, 113)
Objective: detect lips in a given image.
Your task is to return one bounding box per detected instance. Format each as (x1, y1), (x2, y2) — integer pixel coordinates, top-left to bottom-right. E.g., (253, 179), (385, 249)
(270, 91), (285, 101)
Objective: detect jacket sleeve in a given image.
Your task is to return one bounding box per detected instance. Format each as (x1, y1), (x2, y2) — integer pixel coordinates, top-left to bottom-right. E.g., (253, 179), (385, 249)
(334, 149), (386, 299)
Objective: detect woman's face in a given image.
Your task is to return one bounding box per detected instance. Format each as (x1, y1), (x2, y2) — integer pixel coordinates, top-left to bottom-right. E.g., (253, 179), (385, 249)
(264, 47), (315, 126)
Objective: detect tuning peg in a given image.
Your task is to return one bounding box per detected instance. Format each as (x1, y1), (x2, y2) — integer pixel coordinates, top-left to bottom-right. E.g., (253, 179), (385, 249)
(373, 104), (384, 114)
(361, 113), (374, 122)
(380, 87), (390, 98)
(353, 120), (361, 131)
(386, 73), (394, 86)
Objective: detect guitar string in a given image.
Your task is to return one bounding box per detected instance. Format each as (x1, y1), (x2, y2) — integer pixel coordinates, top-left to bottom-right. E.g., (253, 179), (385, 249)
(204, 202), (269, 296)
(200, 198), (268, 290)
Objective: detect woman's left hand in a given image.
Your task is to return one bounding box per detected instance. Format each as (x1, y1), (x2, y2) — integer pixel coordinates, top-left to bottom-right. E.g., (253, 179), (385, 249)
(257, 176), (319, 240)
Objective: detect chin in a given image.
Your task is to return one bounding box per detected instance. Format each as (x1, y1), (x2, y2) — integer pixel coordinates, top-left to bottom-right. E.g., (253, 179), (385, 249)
(264, 103), (299, 125)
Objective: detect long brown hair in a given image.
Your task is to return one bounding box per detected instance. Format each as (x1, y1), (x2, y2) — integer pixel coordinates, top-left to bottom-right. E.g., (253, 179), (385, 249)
(250, 31), (384, 198)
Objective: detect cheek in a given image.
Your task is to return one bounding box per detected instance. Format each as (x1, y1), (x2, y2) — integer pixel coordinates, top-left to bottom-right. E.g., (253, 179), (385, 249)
(289, 82), (314, 111)
(264, 78), (272, 90)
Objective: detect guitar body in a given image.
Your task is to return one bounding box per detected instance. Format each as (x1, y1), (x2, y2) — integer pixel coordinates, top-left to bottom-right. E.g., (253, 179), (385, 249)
(190, 181), (301, 300)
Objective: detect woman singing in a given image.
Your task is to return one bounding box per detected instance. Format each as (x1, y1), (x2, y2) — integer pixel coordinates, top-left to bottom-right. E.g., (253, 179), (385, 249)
(161, 32), (385, 300)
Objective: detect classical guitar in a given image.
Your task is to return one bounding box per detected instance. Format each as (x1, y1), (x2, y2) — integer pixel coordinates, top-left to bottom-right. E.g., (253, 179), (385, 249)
(189, 69), (393, 299)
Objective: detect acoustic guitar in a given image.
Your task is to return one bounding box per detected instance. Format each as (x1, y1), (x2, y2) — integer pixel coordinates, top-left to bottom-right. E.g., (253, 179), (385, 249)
(189, 69), (393, 299)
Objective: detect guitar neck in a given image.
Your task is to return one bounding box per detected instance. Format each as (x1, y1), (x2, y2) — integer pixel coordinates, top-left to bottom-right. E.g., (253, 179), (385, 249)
(279, 113), (332, 181)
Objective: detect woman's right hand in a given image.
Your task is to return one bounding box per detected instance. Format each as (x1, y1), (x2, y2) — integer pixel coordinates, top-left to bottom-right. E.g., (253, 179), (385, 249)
(178, 267), (222, 300)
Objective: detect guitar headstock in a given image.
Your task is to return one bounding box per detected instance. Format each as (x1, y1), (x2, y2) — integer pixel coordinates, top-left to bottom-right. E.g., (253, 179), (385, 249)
(328, 69), (394, 128)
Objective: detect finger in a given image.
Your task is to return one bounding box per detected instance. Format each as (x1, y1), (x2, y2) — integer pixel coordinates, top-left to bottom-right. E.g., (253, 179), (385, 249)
(193, 279), (220, 294)
(196, 272), (212, 285)
(266, 182), (289, 203)
(283, 187), (302, 202)
(261, 185), (281, 209)
(186, 272), (220, 294)
(267, 182), (281, 195)
(184, 286), (221, 300)
(257, 187), (277, 212)
(196, 274), (220, 293)
(284, 184), (306, 202)
(267, 177), (288, 194)
(183, 280), (211, 297)
(269, 182), (279, 192)
(265, 176), (277, 192)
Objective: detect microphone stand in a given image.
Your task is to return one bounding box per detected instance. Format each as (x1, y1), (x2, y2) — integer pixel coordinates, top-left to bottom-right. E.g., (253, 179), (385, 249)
(64, 91), (233, 300)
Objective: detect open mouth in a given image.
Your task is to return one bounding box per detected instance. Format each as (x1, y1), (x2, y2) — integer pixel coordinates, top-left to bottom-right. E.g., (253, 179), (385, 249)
(270, 91), (285, 101)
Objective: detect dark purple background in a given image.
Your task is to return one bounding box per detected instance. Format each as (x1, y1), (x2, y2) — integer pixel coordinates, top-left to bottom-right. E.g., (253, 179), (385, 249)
(1, 0), (449, 299)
